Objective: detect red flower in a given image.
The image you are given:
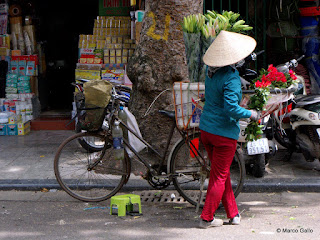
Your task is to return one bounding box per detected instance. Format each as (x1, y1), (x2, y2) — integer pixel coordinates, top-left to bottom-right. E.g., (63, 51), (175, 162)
(289, 70), (297, 80)
(267, 64), (277, 73)
(255, 80), (271, 88)
(255, 81), (262, 88)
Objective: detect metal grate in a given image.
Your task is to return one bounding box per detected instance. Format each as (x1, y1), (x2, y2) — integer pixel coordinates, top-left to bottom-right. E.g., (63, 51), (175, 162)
(137, 190), (207, 204)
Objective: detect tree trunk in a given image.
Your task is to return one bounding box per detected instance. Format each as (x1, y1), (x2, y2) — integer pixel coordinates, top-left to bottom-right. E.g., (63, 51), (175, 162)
(127, 0), (203, 152)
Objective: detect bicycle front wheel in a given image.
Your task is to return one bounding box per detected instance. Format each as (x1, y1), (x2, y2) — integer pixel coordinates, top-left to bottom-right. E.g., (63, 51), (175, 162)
(170, 132), (245, 207)
(54, 132), (130, 202)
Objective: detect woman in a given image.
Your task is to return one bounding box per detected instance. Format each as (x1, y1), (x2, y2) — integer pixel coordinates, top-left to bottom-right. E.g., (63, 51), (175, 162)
(199, 30), (260, 229)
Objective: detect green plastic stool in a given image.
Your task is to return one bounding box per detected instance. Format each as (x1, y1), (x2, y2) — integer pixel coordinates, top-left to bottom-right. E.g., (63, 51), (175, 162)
(110, 194), (142, 216)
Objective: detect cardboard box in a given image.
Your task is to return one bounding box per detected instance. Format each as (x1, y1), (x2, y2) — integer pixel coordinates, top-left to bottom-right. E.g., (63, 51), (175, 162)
(11, 56), (19, 74)
(18, 56), (29, 76)
(18, 121), (30, 135)
(26, 55), (38, 76)
(0, 124), (7, 135)
(101, 69), (124, 83)
(6, 123), (18, 135)
(26, 60), (35, 76)
(11, 50), (21, 56)
(75, 69), (101, 80)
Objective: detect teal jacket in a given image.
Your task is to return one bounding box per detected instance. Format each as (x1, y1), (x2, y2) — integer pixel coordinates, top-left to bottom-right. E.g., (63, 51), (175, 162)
(199, 66), (252, 140)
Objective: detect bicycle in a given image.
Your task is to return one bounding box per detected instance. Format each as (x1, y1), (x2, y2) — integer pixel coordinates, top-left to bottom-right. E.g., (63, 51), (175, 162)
(54, 85), (246, 207)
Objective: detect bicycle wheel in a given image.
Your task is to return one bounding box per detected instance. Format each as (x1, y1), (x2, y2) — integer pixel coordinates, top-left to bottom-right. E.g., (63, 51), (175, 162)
(54, 132), (130, 202)
(75, 122), (106, 152)
(170, 132), (245, 207)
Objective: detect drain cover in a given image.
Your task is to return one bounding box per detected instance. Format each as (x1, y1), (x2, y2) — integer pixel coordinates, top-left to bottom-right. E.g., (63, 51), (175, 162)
(138, 190), (206, 204)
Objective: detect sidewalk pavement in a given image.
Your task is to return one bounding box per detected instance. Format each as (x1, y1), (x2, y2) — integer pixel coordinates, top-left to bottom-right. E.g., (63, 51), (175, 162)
(0, 130), (320, 191)
(0, 190), (319, 240)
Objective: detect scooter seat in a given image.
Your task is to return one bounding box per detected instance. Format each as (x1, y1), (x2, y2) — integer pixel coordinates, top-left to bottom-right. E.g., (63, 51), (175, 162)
(295, 95), (320, 108)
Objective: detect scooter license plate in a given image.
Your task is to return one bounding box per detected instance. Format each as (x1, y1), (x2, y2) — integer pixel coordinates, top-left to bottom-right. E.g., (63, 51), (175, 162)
(247, 138), (270, 155)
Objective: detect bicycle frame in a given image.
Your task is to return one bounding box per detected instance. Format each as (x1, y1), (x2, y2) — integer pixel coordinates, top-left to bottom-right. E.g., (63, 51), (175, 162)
(115, 114), (207, 178)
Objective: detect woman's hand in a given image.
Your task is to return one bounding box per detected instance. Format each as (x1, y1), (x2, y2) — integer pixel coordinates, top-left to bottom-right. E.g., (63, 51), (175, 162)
(249, 110), (261, 121)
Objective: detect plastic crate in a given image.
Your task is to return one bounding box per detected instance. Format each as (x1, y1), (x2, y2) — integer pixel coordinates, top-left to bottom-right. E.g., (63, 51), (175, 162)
(173, 82), (205, 130)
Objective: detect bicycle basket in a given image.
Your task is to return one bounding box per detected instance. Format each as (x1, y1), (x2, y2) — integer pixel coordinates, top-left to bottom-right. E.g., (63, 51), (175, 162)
(77, 104), (106, 131)
(77, 80), (112, 131)
(173, 82), (205, 130)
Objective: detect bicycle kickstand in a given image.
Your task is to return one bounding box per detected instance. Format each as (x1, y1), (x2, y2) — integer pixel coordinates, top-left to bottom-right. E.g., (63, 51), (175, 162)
(195, 172), (207, 214)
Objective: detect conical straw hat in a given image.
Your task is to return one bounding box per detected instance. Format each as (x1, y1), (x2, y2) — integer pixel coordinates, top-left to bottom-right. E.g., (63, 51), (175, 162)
(203, 30), (257, 67)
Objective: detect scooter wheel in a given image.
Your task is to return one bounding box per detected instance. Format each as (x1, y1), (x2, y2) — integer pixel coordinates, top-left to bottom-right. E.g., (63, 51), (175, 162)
(252, 154), (265, 178)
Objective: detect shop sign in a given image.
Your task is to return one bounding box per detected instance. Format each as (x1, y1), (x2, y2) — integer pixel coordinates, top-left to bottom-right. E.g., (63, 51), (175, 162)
(99, 0), (130, 16)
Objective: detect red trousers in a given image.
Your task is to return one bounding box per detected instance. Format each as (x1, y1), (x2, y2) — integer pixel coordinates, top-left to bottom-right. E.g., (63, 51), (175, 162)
(200, 130), (239, 221)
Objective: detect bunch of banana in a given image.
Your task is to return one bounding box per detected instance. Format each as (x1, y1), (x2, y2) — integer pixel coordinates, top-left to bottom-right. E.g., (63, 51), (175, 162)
(204, 10), (253, 36)
(182, 13), (205, 33)
(201, 18), (219, 39)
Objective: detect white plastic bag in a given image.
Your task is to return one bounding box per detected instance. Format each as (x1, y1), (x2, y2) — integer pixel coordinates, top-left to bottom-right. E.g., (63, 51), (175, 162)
(123, 107), (147, 157)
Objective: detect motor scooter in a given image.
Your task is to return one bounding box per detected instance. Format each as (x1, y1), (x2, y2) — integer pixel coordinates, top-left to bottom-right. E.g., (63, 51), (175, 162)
(272, 57), (320, 162)
(237, 51), (279, 178)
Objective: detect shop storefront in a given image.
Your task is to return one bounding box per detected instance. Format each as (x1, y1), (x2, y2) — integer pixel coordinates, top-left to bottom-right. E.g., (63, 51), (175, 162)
(1, 0), (319, 135)
(0, 0), (144, 133)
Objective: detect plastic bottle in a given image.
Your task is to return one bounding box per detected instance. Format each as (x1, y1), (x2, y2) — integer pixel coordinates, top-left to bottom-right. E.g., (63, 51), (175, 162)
(118, 105), (128, 140)
(112, 120), (124, 160)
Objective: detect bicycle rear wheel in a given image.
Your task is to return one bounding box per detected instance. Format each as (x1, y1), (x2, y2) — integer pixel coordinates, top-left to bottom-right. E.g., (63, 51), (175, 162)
(170, 132), (245, 207)
(54, 132), (130, 202)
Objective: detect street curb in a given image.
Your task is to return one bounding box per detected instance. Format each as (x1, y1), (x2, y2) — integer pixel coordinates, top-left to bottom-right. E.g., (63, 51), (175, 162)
(0, 178), (320, 192)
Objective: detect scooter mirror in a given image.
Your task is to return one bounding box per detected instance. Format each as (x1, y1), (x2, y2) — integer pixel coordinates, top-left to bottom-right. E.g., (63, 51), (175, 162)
(276, 64), (289, 74)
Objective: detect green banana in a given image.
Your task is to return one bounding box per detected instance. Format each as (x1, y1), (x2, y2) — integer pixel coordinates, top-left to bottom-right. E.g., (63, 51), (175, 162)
(217, 14), (227, 23)
(183, 10), (252, 35)
(242, 26), (253, 31)
(230, 13), (240, 22)
(232, 19), (245, 28)
(207, 10), (217, 19)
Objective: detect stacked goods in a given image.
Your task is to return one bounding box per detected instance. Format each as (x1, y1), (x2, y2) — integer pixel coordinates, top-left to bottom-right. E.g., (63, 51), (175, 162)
(5, 73), (18, 94)
(0, 4), (10, 56)
(182, 10), (252, 82)
(17, 76), (31, 93)
(102, 37), (135, 65)
(0, 93), (34, 135)
(9, 55), (38, 94)
(76, 16), (136, 85)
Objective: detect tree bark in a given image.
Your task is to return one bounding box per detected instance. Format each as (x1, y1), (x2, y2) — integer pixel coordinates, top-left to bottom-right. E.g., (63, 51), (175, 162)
(127, 0), (203, 151)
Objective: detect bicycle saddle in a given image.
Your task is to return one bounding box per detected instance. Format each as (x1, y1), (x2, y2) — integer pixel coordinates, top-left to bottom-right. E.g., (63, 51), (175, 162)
(158, 110), (175, 119)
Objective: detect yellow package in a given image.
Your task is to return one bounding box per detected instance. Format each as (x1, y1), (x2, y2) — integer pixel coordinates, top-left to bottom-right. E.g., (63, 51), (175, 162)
(116, 57), (122, 64)
(122, 49), (128, 57)
(116, 49), (122, 57)
(110, 57), (116, 64)
(122, 56), (128, 64)
(110, 49), (116, 56)
(114, 44), (122, 49)
(104, 57), (110, 64)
